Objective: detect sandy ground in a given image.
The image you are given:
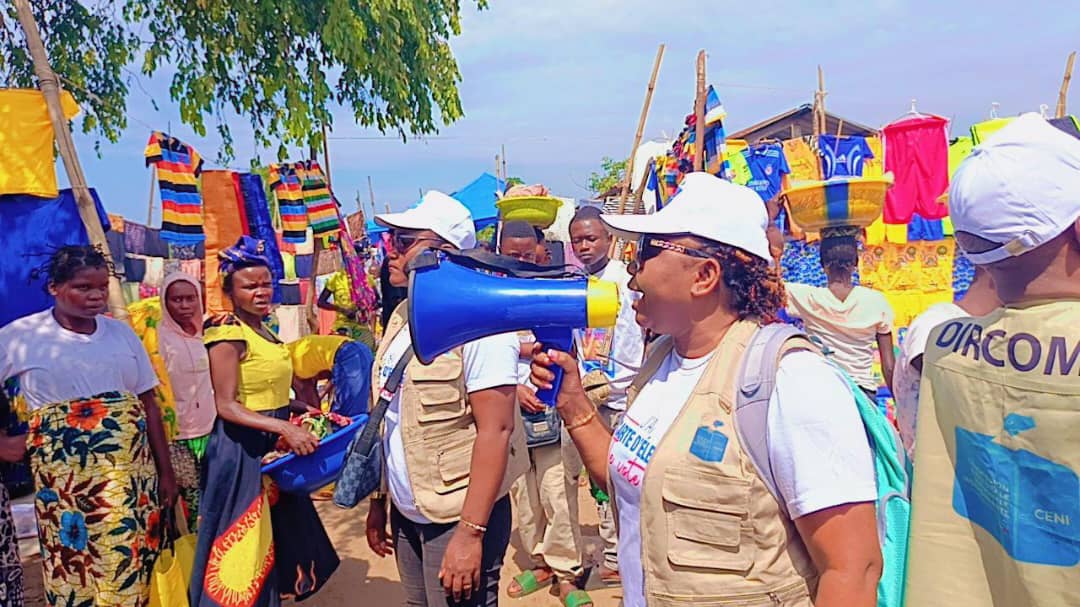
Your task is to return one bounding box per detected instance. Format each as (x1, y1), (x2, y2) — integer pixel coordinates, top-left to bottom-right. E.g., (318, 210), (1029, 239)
(19, 489), (623, 607)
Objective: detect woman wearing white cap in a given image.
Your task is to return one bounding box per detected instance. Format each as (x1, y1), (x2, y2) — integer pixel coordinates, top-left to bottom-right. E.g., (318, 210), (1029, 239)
(532, 173), (882, 607)
(365, 191), (528, 607)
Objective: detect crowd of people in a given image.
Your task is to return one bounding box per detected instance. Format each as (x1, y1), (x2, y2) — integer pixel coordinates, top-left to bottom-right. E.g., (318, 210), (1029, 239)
(0, 113), (1076, 607)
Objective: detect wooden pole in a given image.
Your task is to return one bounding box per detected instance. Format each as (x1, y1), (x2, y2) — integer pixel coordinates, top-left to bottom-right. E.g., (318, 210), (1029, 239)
(367, 176), (377, 216)
(321, 123), (333, 187)
(693, 50), (707, 172)
(816, 65), (827, 135)
(13, 0), (128, 319)
(1057, 51), (1077, 119)
(631, 158), (655, 214)
(501, 144), (508, 183)
(616, 44), (665, 216)
(146, 166), (156, 226)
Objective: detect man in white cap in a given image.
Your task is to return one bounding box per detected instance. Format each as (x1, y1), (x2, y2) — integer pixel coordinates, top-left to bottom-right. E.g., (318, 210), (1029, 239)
(531, 172), (882, 607)
(364, 191), (529, 607)
(906, 114), (1080, 606)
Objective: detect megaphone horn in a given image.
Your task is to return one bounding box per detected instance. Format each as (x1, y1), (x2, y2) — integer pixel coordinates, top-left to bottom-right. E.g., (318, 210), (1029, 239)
(407, 251), (619, 405)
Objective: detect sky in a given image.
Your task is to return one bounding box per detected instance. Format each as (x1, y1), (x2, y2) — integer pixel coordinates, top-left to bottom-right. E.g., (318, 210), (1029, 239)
(63, 0), (1079, 222)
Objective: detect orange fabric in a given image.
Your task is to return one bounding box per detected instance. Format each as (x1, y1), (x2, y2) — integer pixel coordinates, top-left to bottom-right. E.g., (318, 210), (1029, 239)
(202, 171), (248, 314)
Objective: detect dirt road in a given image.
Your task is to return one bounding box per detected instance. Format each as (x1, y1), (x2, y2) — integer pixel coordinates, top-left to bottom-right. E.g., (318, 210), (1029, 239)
(20, 490), (623, 606)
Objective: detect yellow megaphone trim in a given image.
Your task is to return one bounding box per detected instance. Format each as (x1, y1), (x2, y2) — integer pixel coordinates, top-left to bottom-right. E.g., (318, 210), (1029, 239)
(586, 277), (620, 328)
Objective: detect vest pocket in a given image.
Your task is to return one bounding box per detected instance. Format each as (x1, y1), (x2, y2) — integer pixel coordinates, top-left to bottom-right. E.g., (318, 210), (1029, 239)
(663, 468), (755, 572)
(434, 434), (474, 494)
(412, 355), (467, 423)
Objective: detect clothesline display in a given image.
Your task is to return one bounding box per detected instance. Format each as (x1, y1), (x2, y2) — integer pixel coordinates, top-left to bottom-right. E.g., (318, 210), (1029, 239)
(268, 161), (343, 242)
(144, 131), (206, 244)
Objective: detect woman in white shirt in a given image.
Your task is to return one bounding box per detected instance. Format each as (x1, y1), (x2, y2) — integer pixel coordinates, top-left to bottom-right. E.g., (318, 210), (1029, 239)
(0, 245), (176, 607)
(784, 233), (897, 398)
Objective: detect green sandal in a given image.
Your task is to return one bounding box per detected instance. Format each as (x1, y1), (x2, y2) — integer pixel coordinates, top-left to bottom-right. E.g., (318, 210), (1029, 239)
(507, 569), (554, 599)
(562, 589), (594, 607)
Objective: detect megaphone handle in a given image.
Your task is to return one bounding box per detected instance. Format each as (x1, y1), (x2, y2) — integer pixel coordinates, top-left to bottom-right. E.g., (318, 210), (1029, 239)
(532, 327), (574, 407)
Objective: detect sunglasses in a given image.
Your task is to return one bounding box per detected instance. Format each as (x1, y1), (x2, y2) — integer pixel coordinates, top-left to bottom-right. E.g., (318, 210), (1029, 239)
(391, 231), (441, 253)
(627, 236), (713, 274)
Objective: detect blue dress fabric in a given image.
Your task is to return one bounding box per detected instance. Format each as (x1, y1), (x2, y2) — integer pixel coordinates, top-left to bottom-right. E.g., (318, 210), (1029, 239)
(0, 188), (111, 328)
(238, 173), (286, 304)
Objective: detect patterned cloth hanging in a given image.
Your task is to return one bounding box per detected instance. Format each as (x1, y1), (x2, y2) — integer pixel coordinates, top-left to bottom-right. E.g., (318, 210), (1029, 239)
(268, 163), (308, 242)
(144, 132), (206, 244)
(296, 161), (341, 236)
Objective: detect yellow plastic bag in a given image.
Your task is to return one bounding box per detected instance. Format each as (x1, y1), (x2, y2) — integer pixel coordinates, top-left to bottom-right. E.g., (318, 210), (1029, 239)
(150, 505), (196, 607)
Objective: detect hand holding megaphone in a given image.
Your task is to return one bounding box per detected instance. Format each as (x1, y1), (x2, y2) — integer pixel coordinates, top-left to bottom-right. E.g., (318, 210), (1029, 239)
(528, 344), (585, 411)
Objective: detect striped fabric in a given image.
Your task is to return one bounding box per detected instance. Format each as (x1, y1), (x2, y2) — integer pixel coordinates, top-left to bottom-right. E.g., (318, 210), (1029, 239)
(296, 161), (340, 236)
(144, 131), (205, 244)
(268, 163), (308, 242)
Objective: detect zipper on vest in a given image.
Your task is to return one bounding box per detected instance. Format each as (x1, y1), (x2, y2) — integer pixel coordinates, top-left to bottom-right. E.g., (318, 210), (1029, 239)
(767, 592), (781, 605)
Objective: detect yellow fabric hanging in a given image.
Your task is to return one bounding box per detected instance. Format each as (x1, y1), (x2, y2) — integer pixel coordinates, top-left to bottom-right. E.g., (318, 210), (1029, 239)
(0, 89), (80, 198)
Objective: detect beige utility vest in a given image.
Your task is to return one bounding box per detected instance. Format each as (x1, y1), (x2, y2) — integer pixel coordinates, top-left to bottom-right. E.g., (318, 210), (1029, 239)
(625, 320), (819, 606)
(905, 301), (1080, 606)
(375, 302), (529, 524)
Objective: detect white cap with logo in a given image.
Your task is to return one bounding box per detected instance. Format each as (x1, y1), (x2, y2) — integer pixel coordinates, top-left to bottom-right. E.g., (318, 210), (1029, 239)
(950, 113), (1080, 265)
(600, 172), (771, 262)
(375, 190), (477, 249)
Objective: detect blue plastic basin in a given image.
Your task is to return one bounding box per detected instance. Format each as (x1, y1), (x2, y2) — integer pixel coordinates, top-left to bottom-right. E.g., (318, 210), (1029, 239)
(261, 414), (369, 494)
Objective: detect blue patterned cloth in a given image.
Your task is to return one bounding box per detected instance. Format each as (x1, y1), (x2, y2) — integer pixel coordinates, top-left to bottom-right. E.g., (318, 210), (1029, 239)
(238, 173), (286, 304)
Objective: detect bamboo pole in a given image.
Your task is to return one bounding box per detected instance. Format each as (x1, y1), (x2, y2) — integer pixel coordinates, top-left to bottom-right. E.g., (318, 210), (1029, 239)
(146, 166), (156, 226)
(693, 50), (707, 172)
(13, 0), (128, 319)
(367, 176), (377, 217)
(321, 123), (333, 187)
(501, 144), (508, 183)
(616, 44), (665, 216)
(1057, 52), (1077, 119)
(631, 158), (655, 214)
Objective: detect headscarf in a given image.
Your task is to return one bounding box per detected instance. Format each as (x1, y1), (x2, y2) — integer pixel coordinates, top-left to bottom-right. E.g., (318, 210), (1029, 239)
(218, 235), (271, 275)
(158, 272), (217, 439)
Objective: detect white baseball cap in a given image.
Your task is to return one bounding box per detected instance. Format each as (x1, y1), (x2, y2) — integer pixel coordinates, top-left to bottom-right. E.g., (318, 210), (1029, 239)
(600, 172), (771, 262)
(375, 190), (477, 249)
(950, 113), (1080, 265)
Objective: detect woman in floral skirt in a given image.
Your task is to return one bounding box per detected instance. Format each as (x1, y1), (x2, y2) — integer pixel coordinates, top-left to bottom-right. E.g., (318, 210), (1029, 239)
(0, 245), (177, 607)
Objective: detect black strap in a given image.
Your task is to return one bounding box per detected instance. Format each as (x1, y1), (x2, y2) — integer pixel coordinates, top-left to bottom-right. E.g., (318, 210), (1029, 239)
(408, 249), (586, 280)
(351, 346), (414, 452)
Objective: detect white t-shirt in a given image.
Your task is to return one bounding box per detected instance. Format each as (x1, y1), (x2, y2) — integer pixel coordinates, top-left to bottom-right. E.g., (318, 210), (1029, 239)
(380, 326), (519, 524)
(574, 260), (645, 411)
(0, 309), (159, 410)
(784, 283), (895, 392)
(610, 348), (877, 607)
(893, 302), (966, 460)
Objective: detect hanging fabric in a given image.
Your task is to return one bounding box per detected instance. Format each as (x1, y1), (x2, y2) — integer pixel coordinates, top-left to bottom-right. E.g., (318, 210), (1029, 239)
(0, 188), (110, 327)
(237, 173), (286, 304)
(743, 142), (790, 202)
(0, 90), (80, 198)
(201, 171), (249, 313)
(969, 117), (1014, 144)
(297, 161), (341, 236)
(883, 115), (949, 223)
(144, 132), (206, 244)
(819, 135), (875, 178)
(268, 163), (308, 242)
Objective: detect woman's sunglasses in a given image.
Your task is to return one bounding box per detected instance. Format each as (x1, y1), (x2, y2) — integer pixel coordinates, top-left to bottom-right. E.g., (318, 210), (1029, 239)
(391, 231), (441, 253)
(627, 236), (714, 274)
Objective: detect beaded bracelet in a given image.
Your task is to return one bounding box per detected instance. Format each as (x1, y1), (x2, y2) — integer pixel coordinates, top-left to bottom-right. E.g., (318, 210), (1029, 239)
(564, 408), (598, 432)
(459, 518), (488, 534)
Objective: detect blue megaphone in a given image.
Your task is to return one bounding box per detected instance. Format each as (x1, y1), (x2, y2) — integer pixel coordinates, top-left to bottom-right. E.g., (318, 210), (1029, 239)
(407, 251), (619, 405)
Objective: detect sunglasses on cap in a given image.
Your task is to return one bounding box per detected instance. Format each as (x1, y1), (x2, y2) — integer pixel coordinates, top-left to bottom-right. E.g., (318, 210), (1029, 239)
(390, 231), (442, 253)
(627, 236), (714, 274)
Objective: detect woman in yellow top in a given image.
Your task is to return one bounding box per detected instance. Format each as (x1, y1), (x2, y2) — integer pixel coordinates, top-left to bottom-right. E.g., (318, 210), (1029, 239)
(288, 334), (374, 418)
(318, 269), (376, 350)
(190, 237), (339, 607)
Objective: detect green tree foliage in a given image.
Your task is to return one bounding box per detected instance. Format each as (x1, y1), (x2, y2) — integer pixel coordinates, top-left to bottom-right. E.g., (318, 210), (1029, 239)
(587, 156), (627, 195)
(0, 0), (484, 160)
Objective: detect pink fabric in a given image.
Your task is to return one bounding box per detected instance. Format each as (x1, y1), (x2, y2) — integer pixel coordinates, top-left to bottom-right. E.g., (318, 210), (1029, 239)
(159, 272), (217, 439)
(883, 115), (950, 223)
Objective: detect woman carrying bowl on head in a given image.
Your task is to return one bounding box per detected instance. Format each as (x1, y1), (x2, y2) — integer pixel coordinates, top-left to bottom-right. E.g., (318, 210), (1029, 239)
(189, 236), (339, 607)
(0, 245), (177, 607)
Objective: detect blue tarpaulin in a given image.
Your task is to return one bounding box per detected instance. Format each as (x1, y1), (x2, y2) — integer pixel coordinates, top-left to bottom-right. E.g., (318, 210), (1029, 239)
(366, 173), (506, 238)
(0, 188), (111, 328)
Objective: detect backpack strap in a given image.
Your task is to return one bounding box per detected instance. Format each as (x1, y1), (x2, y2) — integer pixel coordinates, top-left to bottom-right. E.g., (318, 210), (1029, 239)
(734, 324), (815, 516)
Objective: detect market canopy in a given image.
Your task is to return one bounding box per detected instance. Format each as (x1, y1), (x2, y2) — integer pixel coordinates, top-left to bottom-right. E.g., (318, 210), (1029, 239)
(365, 172), (506, 238)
